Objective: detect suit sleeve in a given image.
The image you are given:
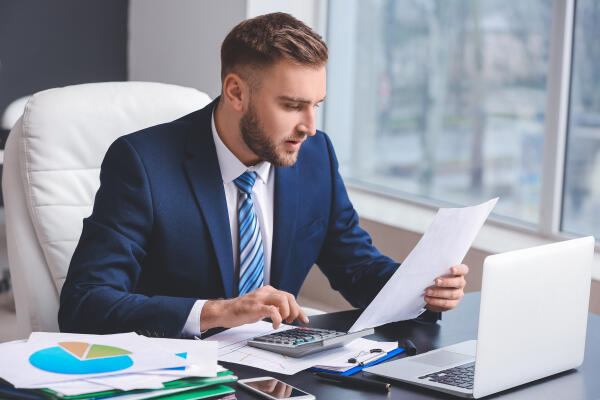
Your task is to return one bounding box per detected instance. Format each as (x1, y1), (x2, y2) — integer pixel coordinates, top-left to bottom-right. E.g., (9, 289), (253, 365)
(315, 134), (400, 309)
(58, 137), (196, 337)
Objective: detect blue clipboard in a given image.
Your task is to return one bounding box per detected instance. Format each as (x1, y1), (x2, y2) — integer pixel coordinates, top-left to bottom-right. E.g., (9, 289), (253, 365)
(310, 347), (405, 376)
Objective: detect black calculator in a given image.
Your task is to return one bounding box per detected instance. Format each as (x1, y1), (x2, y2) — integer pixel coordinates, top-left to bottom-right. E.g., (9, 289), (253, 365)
(247, 326), (375, 357)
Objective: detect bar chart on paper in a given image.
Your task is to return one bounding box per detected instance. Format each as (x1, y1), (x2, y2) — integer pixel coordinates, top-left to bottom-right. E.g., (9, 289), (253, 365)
(29, 342), (133, 374)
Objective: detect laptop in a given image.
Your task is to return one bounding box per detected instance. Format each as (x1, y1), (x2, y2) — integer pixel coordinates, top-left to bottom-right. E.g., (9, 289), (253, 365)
(365, 236), (594, 398)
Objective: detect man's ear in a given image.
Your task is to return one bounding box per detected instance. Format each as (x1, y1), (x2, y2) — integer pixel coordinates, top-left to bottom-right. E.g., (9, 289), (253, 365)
(222, 73), (248, 112)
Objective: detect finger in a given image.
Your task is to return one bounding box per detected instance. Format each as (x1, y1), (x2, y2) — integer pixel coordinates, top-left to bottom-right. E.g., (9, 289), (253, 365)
(262, 305), (283, 329)
(267, 293), (291, 321)
(284, 385), (292, 397)
(424, 296), (460, 311)
(425, 303), (445, 313)
(284, 293), (301, 323)
(297, 305), (309, 324)
(285, 292), (309, 324)
(425, 287), (464, 300)
(433, 275), (466, 289)
(450, 264), (469, 276)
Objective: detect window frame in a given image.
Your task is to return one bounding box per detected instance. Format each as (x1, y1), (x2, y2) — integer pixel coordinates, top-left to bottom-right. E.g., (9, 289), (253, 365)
(323, 0), (600, 249)
(539, 0), (574, 237)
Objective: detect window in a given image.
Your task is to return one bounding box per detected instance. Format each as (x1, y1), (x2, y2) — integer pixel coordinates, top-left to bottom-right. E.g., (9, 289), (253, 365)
(326, 0), (597, 241)
(562, 0), (600, 239)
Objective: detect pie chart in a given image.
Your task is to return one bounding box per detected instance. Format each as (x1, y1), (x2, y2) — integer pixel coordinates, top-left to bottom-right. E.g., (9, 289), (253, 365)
(29, 341), (133, 374)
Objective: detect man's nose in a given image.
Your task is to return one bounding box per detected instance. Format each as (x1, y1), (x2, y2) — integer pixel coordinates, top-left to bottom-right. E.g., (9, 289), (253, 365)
(298, 108), (317, 136)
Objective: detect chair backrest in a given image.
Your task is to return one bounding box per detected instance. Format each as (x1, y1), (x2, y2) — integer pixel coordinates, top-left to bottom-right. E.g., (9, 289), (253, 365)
(2, 82), (211, 337)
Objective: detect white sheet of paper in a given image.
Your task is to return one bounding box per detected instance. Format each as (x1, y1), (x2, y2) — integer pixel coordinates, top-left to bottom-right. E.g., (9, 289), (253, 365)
(349, 198), (498, 333)
(1, 332), (189, 388)
(209, 320), (294, 355)
(144, 363), (228, 379)
(45, 380), (113, 396)
(142, 337), (218, 377)
(205, 321), (397, 375)
(139, 364), (215, 378)
(86, 373), (167, 391)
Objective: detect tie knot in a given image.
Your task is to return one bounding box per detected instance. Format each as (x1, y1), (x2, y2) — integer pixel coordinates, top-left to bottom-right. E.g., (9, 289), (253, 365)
(234, 171), (258, 195)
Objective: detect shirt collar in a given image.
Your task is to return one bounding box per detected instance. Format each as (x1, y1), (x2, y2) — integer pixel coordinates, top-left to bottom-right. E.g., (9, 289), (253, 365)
(211, 110), (271, 185)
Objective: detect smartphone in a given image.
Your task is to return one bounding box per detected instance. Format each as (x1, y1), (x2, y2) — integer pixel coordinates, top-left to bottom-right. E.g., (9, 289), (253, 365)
(238, 376), (315, 400)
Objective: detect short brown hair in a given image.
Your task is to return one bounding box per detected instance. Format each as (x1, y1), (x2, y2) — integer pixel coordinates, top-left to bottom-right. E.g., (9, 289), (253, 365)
(220, 12), (328, 83)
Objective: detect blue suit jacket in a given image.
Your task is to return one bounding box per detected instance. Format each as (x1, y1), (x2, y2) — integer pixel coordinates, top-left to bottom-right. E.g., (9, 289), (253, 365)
(58, 98), (400, 337)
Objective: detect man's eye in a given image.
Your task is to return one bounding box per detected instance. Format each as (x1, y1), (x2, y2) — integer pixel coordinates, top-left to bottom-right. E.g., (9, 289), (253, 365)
(285, 104), (302, 110)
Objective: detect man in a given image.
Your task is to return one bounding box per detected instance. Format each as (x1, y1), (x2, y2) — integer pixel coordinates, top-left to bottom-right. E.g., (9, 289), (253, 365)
(59, 12), (468, 338)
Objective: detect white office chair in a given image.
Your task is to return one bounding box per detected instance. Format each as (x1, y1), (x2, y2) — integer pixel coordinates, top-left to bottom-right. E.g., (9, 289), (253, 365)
(2, 82), (211, 337)
(1, 95), (30, 131)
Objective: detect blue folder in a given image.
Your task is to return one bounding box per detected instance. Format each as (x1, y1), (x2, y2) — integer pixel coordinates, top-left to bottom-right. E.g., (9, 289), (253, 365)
(310, 347), (405, 376)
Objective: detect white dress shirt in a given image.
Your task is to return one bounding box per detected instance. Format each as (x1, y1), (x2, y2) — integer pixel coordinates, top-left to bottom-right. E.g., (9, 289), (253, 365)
(181, 110), (274, 336)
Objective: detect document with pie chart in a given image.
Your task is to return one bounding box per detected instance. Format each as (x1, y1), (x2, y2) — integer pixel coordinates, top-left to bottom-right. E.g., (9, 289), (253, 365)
(0, 332), (189, 388)
(29, 341), (134, 374)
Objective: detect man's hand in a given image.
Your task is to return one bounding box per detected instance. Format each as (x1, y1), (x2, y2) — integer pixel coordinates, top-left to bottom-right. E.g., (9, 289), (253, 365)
(424, 264), (469, 312)
(200, 285), (309, 331)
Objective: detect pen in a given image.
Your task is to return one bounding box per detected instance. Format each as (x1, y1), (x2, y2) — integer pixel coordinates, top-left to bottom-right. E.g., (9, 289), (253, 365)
(314, 371), (391, 392)
(358, 351), (388, 366)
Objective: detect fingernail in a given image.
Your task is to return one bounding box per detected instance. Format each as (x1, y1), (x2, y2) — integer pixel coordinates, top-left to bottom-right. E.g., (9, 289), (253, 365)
(427, 289), (433, 295)
(436, 279), (442, 285)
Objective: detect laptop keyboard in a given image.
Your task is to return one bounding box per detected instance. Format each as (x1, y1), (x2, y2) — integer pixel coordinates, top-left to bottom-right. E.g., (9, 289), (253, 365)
(418, 362), (475, 389)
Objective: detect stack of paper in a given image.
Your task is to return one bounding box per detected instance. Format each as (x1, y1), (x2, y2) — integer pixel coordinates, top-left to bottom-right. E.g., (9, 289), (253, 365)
(0, 331), (236, 400)
(205, 321), (399, 375)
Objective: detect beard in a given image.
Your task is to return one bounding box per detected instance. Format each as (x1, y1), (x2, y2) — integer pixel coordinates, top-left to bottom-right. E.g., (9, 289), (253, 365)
(240, 102), (304, 167)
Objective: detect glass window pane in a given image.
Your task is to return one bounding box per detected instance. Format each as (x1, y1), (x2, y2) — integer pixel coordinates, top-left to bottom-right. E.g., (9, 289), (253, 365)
(325, 0), (552, 224)
(562, 0), (600, 238)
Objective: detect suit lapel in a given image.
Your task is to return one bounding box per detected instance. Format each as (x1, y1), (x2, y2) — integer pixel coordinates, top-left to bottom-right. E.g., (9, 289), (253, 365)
(270, 165), (299, 288)
(183, 99), (235, 298)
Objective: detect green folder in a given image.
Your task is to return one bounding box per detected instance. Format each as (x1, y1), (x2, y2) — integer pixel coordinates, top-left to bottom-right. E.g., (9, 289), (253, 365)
(27, 371), (236, 400)
(134, 384), (235, 400)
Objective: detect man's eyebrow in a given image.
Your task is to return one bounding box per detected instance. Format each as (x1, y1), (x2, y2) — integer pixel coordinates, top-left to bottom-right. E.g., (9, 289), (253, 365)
(278, 95), (326, 104)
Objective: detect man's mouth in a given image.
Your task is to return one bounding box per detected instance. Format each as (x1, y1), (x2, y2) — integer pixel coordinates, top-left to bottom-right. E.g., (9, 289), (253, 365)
(284, 139), (304, 149)
(286, 135), (306, 144)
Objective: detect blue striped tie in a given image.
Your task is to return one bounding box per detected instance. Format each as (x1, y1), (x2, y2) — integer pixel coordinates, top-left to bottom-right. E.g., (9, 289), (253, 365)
(234, 171), (264, 296)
